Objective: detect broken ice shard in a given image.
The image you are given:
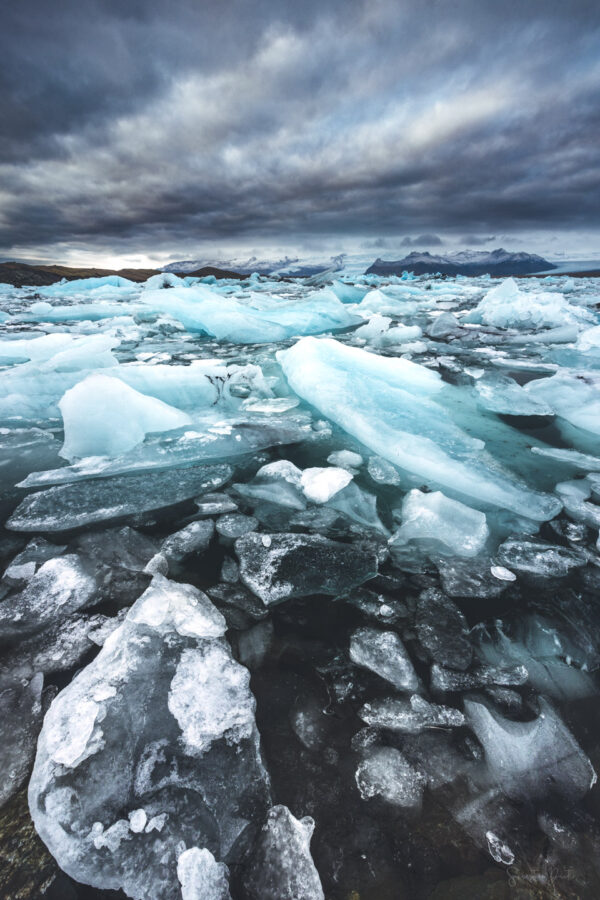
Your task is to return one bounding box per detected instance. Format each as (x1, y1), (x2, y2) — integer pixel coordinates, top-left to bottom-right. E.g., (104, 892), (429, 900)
(28, 575), (269, 899)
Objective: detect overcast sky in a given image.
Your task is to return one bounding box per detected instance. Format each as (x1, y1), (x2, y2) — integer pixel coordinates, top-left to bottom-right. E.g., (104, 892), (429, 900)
(1, 0), (599, 267)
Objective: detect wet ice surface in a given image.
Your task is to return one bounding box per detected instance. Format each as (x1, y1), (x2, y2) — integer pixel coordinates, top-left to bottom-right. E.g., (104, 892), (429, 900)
(1, 268), (600, 898)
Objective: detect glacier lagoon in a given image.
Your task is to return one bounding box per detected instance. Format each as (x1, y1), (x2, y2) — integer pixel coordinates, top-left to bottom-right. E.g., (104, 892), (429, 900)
(0, 268), (600, 898)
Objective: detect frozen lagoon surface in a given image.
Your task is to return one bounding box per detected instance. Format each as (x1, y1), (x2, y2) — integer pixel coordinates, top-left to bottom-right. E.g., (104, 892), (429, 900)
(0, 269), (600, 899)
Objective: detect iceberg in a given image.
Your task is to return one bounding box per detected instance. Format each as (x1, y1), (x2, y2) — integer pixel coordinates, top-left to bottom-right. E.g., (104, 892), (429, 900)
(59, 374), (191, 460)
(278, 337), (560, 520)
(140, 285), (361, 343)
(467, 278), (590, 329)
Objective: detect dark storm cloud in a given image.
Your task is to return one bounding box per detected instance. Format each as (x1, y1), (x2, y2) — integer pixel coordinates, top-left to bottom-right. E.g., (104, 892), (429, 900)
(1, 0), (599, 258)
(401, 235), (444, 247)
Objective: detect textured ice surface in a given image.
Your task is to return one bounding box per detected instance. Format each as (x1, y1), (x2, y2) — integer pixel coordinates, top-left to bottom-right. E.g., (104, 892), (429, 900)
(244, 805), (324, 900)
(279, 337), (560, 520)
(415, 588), (472, 670)
(236, 533), (379, 605)
(525, 370), (600, 435)
(390, 489), (489, 557)
(59, 374), (191, 460)
(0, 672), (47, 807)
(28, 576), (269, 899)
(8, 464), (231, 531)
(177, 847), (232, 900)
(349, 627), (418, 690)
(355, 747), (426, 809)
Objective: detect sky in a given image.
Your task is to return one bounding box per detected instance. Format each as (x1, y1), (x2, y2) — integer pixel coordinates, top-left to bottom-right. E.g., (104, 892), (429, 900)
(0, 0), (599, 268)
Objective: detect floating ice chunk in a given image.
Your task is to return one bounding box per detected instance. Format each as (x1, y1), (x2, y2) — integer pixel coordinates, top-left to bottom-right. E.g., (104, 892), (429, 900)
(427, 312), (461, 339)
(0, 555), (96, 640)
(576, 324), (600, 352)
(360, 694), (464, 734)
(390, 490), (489, 557)
(245, 805), (324, 900)
(415, 588), (472, 670)
(59, 374), (191, 461)
(367, 455), (401, 485)
(436, 557), (511, 598)
(555, 479), (600, 528)
(327, 449), (363, 469)
(331, 279), (370, 303)
(160, 520), (215, 564)
(430, 663), (528, 692)
(496, 538), (587, 577)
(486, 831), (515, 866)
(234, 466), (306, 510)
(0, 332), (79, 364)
(177, 847), (232, 900)
(140, 285), (360, 343)
(531, 445), (600, 471)
(278, 337), (560, 520)
(143, 272), (185, 290)
(467, 278), (589, 329)
(475, 374), (554, 416)
(525, 370), (600, 435)
(7, 464), (231, 532)
(39, 274), (137, 295)
(300, 467), (353, 503)
(355, 747), (425, 810)
(216, 513), (258, 539)
(28, 577), (268, 898)
(349, 627), (418, 691)
(236, 533), (378, 606)
(326, 482), (388, 533)
(464, 696), (595, 801)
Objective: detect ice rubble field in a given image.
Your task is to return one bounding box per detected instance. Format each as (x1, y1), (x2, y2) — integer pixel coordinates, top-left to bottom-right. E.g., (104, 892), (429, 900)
(1, 268), (600, 899)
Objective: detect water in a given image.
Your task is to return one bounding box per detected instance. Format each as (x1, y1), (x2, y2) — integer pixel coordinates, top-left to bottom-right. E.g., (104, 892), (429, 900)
(0, 269), (599, 899)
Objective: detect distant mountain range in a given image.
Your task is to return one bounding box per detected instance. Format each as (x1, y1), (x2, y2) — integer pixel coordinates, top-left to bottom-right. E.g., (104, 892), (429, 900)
(163, 254), (346, 277)
(365, 249), (555, 277)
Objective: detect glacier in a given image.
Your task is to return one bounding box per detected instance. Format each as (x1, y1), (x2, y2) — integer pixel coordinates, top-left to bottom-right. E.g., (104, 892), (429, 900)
(0, 266), (599, 899)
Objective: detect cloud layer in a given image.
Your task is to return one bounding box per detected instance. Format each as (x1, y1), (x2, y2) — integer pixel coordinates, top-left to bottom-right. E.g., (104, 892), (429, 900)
(1, 0), (599, 263)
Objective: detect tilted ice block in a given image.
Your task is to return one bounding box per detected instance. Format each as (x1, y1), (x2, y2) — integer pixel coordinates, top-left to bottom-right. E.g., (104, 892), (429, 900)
(466, 278), (590, 329)
(28, 576), (269, 899)
(244, 805), (324, 900)
(300, 466), (353, 503)
(7, 464), (232, 532)
(464, 696), (595, 801)
(140, 285), (361, 343)
(349, 627), (418, 691)
(390, 489), (489, 557)
(278, 337), (561, 520)
(331, 279), (370, 303)
(475, 374), (554, 416)
(0, 332), (83, 364)
(0, 555), (97, 641)
(59, 374), (191, 461)
(525, 370), (600, 435)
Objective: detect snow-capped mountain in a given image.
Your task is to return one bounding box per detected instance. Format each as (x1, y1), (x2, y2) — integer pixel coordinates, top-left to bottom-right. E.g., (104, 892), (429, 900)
(366, 249), (555, 277)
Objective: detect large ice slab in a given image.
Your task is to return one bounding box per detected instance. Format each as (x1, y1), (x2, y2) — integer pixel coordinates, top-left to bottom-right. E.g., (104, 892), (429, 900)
(140, 285), (361, 343)
(28, 576), (269, 899)
(7, 464), (231, 531)
(278, 337), (561, 520)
